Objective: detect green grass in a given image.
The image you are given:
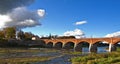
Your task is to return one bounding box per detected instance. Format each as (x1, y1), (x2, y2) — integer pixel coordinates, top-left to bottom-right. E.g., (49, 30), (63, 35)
(0, 48), (59, 53)
(71, 51), (120, 64)
(0, 48), (60, 64)
(117, 47), (120, 51)
(62, 51), (82, 55)
(0, 56), (54, 64)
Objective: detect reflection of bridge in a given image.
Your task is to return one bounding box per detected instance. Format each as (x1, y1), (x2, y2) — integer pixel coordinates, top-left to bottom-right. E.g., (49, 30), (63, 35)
(42, 37), (120, 52)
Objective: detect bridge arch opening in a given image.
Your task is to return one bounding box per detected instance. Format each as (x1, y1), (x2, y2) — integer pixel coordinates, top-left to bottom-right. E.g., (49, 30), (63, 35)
(75, 41), (89, 52)
(54, 42), (63, 49)
(91, 41), (109, 53)
(63, 42), (74, 50)
(113, 41), (120, 51)
(46, 42), (53, 48)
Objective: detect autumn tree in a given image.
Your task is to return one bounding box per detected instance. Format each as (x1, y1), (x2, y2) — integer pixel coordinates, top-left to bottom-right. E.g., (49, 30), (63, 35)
(0, 30), (5, 39)
(24, 32), (34, 40)
(4, 27), (16, 39)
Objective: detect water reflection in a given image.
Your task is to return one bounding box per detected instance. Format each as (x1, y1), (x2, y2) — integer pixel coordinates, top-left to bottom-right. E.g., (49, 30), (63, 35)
(82, 46), (108, 53)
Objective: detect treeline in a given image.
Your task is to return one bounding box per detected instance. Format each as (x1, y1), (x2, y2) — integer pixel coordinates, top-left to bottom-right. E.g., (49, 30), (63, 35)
(0, 27), (39, 40)
(40, 34), (75, 39)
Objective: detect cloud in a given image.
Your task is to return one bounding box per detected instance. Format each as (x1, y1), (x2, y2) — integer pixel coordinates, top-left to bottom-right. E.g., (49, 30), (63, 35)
(0, 7), (45, 29)
(102, 41), (109, 43)
(75, 21), (87, 25)
(105, 31), (120, 37)
(63, 29), (85, 38)
(37, 9), (45, 17)
(0, 0), (45, 29)
(0, 15), (12, 28)
(0, 0), (35, 14)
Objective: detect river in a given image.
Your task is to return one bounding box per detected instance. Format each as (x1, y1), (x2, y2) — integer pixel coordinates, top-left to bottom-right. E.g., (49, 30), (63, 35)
(33, 46), (108, 64)
(0, 47), (108, 64)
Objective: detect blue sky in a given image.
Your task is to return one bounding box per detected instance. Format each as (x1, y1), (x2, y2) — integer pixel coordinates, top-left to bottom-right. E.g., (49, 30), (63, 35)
(23, 0), (120, 37)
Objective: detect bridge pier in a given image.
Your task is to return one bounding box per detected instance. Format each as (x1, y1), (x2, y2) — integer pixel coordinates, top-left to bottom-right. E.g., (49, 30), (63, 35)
(109, 43), (116, 52)
(89, 44), (97, 53)
(74, 43), (82, 52)
(62, 43), (65, 49)
(62, 42), (74, 50)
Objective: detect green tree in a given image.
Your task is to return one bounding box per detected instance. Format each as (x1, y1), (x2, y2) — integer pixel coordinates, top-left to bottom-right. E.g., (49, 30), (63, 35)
(17, 30), (25, 40)
(0, 30), (5, 39)
(24, 32), (33, 40)
(4, 27), (16, 39)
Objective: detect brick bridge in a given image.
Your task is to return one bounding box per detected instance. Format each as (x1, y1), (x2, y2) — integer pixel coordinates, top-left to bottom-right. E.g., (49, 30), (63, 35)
(42, 37), (120, 52)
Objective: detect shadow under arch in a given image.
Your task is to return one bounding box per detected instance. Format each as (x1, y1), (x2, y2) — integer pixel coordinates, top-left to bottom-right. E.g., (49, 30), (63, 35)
(46, 42), (53, 48)
(63, 41), (74, 50)
(54, 42), (63, 49)
(91, 41), (109, 53)
(112, 41), (120, 51)
(114, 41), (120, 46)
(75, 41), (89, 52)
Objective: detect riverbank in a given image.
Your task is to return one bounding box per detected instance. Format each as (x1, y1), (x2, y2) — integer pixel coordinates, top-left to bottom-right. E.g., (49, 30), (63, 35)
(71, 47), (120, 64)
(0, 56), (54, 64)
(0, 48), (88, 64)
(0, 47), (119, 64)
(0, 48), (61, 64)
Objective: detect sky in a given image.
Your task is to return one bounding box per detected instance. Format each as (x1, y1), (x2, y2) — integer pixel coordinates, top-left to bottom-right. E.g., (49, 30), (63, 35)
(23, 0), (120, 38)
(1, 0), (120, 38)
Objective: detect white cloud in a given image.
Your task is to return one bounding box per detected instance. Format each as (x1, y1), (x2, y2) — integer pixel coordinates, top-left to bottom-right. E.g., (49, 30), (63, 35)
(102, 41), (109, 43)
(0, 0), (45, 30)
(75, 20), (87, 25)
(63, 29), (85, 38)
(0, 7), (45, 29)
(0, 15), (12, 28)
(105, 31), (120, 37)
(37, 9), (45, 17)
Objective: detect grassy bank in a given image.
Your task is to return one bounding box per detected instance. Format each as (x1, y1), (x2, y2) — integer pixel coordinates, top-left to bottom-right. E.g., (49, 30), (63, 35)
(71, 47), (120, 64)
(0, 56), (55, 64)
(0, 48), (59, 53)
(0, 48), (60, 64)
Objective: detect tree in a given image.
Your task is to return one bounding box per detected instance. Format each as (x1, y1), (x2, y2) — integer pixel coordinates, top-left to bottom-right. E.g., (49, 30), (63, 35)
(4, 27), (16, 39)
(57, 36), (75, 39)
(24, 32), (33, 40)
(0, 30), (5, 39)
(17, 30), (25, 40)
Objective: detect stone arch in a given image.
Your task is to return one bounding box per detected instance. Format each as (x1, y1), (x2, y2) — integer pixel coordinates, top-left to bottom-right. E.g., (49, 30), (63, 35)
(112, 41), (120, 51)
(75, 41), (89, 52)
(114, 41), (120, 44)
(90, 41), (109, 53)
(54, 42), (63, 49)
(46, 42), (53, 48)
(94, 41), (109, 46)
(63, 41), (75, 50)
